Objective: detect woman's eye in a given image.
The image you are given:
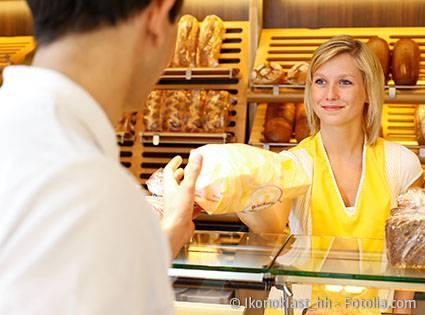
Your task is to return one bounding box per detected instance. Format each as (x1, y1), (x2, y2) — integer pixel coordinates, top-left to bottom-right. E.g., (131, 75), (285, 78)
(340, 79), (352, 86)
(314, 78), (325, 85)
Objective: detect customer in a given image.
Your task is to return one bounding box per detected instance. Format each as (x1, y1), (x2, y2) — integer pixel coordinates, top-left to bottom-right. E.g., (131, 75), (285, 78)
(0, 0), (202, 314)
(239, 35), (422, 314)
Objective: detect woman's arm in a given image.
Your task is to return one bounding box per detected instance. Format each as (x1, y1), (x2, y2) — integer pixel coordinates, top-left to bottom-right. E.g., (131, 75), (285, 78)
(237, 199), (292, 234)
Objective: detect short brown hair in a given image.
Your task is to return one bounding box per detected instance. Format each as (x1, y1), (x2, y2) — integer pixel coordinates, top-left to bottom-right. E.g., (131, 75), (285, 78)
(27, 0), (183, 45)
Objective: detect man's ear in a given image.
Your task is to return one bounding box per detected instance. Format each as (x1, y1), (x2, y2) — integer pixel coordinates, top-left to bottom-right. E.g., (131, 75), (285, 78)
(142, 0), (176, 48)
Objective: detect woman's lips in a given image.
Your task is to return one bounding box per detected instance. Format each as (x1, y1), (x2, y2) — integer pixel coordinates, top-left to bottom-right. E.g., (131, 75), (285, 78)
(321, 105), (345, 111)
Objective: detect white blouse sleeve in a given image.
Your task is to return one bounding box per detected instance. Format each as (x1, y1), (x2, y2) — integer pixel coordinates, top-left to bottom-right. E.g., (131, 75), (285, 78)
(399, 145), (423, 191)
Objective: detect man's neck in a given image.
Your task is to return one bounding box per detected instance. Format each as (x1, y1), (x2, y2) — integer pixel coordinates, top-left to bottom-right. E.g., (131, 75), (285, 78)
(32, 27), (135, 126)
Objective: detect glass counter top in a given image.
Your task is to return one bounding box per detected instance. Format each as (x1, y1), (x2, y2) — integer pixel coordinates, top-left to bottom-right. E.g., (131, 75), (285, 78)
(172, 231), (290, 274)
(172, 231), (425, 288)
(270, 235), (425, 287)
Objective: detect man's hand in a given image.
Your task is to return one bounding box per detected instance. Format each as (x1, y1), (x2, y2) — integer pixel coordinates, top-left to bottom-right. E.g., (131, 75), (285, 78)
(161, 151), (202, 259)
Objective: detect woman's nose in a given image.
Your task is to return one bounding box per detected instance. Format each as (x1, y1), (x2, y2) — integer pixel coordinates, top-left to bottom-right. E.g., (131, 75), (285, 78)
(326, 83), (339, 101)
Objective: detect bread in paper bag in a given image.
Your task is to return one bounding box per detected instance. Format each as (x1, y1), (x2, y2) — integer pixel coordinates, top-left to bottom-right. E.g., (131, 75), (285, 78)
(198, 144), (310, 214)
(146, 144), (309, 215)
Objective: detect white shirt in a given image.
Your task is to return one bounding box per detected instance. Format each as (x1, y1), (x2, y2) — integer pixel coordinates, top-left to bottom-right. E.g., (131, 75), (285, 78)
(0, 66), (174, 315)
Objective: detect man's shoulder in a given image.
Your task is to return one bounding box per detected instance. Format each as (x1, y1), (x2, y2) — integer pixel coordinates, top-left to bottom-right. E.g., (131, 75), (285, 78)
(50, 156), (142, 199)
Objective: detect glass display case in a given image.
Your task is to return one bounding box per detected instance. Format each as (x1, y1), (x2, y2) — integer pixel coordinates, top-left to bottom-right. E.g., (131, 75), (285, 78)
(171, 231), (425, 315)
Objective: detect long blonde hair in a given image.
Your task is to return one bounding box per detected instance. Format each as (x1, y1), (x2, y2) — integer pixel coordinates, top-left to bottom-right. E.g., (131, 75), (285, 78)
(304, 35), (385, 145)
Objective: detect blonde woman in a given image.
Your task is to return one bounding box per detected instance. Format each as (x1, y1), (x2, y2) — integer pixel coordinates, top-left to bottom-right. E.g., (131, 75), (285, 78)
(239, 35), (423, 314)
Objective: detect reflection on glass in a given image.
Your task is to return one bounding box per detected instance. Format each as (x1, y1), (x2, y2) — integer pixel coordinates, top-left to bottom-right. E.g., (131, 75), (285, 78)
(173, 231), (289, 272)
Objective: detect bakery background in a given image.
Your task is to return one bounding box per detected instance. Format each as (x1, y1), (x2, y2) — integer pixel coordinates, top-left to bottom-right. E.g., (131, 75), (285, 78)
(1, 1), (425, 314)
(1, 0), (425, 231)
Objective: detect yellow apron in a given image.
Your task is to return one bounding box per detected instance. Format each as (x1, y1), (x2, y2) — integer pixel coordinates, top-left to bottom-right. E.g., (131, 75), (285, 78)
(266, 134), (391, 314)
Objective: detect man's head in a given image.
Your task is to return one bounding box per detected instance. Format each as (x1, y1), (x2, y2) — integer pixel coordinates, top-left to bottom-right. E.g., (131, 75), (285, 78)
(27, 0), (184, 117)
(27, 0), (183, 46)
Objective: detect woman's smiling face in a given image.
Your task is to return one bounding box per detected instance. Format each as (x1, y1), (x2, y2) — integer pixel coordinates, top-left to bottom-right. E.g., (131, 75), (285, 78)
(311, 52), (368, 130)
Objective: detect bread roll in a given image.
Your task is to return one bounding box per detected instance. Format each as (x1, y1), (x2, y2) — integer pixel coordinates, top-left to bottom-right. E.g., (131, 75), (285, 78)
(251, 61), (283, 85)
(287, 62), (309, 85)
(294, 103), (310, 142)
(197, 15), (225, 67)
(172, 15), (199, 67)
(264, 103), (295, 143)
(366, 36), (390, 79)
(392, 38), (420, 85)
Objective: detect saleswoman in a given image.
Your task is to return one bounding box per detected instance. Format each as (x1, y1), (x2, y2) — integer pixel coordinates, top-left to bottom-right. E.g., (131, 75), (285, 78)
(239, 35), (423, 314)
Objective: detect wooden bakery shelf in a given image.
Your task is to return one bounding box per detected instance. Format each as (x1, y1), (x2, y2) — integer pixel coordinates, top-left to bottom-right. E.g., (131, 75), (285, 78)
(118, 21), (250, 188)
(159, 67), (240, 81)
(250, 103), (425, 166)
(250, 27), (425, 104)
(139, 131), (231, 145)
(0, 36), (35, 83)
(0, 36), (35, 64)
(248, 85), (425, 104)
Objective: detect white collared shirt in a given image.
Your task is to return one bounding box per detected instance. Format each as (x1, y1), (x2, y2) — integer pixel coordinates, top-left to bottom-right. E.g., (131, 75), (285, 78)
(0, 66), (174, 315)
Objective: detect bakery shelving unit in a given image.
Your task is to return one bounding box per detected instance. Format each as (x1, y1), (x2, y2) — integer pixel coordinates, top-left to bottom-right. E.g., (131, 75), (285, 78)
(248, 27), (425, 159)
(0, 36), (35, 83)
(118, 21), (250, 189)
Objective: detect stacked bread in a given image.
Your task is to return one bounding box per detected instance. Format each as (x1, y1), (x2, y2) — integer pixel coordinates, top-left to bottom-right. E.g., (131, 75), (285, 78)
(172, 15), (225, 68)
(263, 103), (309, 143)
(143, 89), (235, 133)
(385, 188), (425, 269)
(366, 36), (420, 85)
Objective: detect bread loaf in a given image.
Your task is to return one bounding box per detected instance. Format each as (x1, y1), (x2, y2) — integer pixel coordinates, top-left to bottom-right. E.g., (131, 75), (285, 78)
(203, 90), (231, 132)
(251, 61), (283, 85)
(186, 89), (206, 132)
(392, 38), (420, 85)
(386, 188), (425, 269)
(263, 103), (295, 143)
(116, 112), (138, 140)
(143, 90), (163, 132)
(115, 112), (131, 134)
(287, 62), (309, 85)
(162, 90), (191, 132)
(294, 103), (310, 142)
(416, 104), (425, 146)
(197, 15), (225, 67)
(366, 36), (390, 79)
(172, 15), (199, 67)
